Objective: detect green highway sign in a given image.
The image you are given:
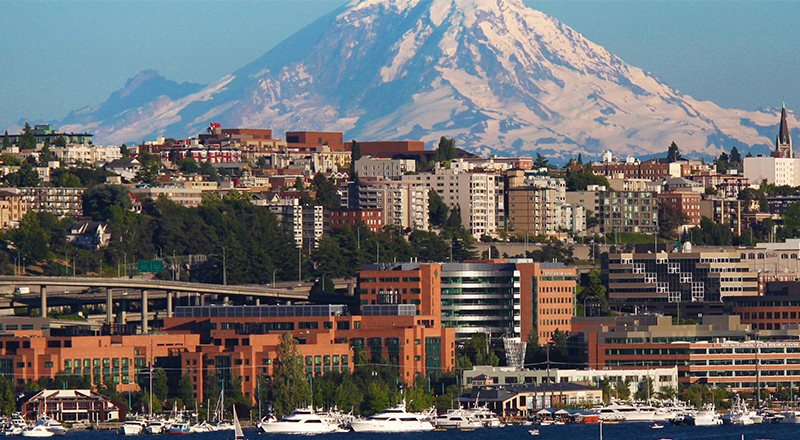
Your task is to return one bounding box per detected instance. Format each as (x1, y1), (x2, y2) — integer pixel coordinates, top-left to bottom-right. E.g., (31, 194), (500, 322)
(137, 259), (164, 274)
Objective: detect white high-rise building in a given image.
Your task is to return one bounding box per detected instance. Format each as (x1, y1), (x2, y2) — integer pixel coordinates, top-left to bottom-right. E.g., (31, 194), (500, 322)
(402, 161), (497, 238)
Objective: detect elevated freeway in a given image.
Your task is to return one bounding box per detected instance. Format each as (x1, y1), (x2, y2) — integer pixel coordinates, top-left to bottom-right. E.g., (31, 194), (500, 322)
(0, 276), (357, 333)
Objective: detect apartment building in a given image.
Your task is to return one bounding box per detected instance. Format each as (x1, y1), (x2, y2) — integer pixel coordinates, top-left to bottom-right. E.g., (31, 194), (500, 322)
(658, 190), (701, 229)
(354, 157), (416, 179)
(129, 187), (204, 208)
(604, 250), (758, 313)
(264, 198), (328, 249)
(507, 186), (586, 239)
(700, 198), (743, 235)
(597, 190), (658, 235)
(402, 164), (496, 237)
(358, 261), (576, 344)
(0, 189), (27, 228)
(352, 178), (428, 231)
(329, 208), (383, 233)
(17, 187), (84, 217)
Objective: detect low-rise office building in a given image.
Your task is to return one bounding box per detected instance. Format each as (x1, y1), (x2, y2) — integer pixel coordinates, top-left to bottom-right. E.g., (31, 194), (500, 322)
(585, 314), (800, 391)
(458, 383), (603, 416)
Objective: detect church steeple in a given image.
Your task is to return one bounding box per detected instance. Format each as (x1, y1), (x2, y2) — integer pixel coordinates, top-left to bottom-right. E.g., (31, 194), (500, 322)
(774, 102), (793, 158)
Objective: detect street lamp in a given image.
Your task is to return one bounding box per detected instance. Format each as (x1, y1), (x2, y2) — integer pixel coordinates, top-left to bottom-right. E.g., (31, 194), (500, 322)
(11, 256), (17, 277)
(122, 251), (128, 278)
(215, 244), (227, 286)
(155, 245), (163, 261)
(272, 268), (279, 286)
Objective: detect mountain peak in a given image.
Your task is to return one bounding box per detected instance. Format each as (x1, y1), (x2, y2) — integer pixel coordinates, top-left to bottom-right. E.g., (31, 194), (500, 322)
(56, 0), (795, 157)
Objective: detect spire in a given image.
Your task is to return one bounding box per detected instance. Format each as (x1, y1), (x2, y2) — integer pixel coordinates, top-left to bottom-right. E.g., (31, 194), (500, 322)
(775, 102), (793, 158)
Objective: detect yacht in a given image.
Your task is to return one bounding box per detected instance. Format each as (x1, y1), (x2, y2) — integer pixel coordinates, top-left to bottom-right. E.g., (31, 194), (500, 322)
(167, 421), (193, 434)
(259, 407), (346, 434)
(33, 416), (66, 436)
(466, 405), (502, 428)
(349, 401), (434, 433)
(144, 419), (168, 434)
(722, 396), (754, 426)
(689, 404), (722, 426)
(5, 415), (28, 436)
(20, 425), (54, 438)
(593, 403), (671, 422)
(780, 411), (800, 424)
(433, 408), (482, 429)
(121, 419), (147, 435)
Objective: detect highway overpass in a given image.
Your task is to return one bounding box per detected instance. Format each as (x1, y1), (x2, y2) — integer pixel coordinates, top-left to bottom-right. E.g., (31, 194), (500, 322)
(0, 276), (357, 333)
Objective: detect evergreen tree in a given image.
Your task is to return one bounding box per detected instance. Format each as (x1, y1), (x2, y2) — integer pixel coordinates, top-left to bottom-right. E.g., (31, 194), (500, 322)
(577, 153), (583, 165)
(19, 122), (36, 150)
(272, 332), (312, 416)
(433, 137), (456, 162)
(179, 373), (194, 409)
(667, 141), (682, 162)
(2, 131), (10, 150)
(428, 190), (449, 227)
(533, 153), (550, 169)
(54, 135), (67, 147)
(153, 368), (169, 402)
(730, 146), (742, 163)
(350, 140), (362, 179)
(312, 173), (340, 209)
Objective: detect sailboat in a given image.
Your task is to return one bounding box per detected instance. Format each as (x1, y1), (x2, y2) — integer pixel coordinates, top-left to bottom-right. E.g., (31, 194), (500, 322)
(232, 406), (246, 440)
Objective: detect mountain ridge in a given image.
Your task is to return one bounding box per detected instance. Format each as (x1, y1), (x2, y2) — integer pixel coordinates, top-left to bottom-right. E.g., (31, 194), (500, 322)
(57, 0), (796, 158)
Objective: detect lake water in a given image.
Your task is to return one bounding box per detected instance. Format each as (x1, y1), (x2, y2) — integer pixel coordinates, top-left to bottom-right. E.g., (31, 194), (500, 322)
(61, 423), (798, 440)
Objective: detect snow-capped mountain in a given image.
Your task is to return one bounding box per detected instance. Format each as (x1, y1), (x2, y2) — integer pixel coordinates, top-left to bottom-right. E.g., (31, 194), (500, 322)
(59, 0), (795, 158)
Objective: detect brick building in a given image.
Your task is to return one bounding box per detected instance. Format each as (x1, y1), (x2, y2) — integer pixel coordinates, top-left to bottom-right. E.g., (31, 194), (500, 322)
(357, 261), (576, 345)
(658, 190), (701, 229)
(329, 208), (383, 233)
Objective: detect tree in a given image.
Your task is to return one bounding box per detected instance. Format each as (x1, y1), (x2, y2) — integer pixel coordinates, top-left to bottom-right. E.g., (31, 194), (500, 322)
(294, 177), (304, 191)
(313, 173), (340, 210)
(0, 377), (14, 415)
(83, 184), (132, 221)
(120, 144), (130, 158)
(310, 276), (335, 294)
(179, 373), (194, 408)
(2, 163), (40, 187)
(199, 161), (220, 182)
(178, 157), (200, 174)
(8, 212), (51, 263)
(433, 137), (456, 162)
(428, 190), (449, 227)
(350, 140), (362, 179)
(153, 367), (169, 402)
(39, 140), (56, 166)
(533, 153), (550, 169)
(272, 332), (312, 416)
(0, 154), (20, 166)
(19, 122), (36, 150)
(667, 141), (682, 162)
(56, 172), (82, 188)
(730, 146), (742, 164)
(2, 131), (10, 150)
(658, 202), (687, 240)
(565, 164), (610, 191)
(54, 135), (67, 148)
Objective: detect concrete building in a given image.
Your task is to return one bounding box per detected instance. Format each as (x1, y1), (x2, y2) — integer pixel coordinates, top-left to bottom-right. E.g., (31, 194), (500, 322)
(354, 157), (416, 179)
(507, 186), (585, 239)
(585, 314), (800, 392)
(129, 186), (204, 208)
(353, 178), (428, 231)
(5, 124), (92, 147)
(700, 198), (743, 235)
(690, 171), (750, 199)
(604, 250), (758, 313)
(0, 189), (27, 229)
(597, 190), (658, 235)
(264, 198), (328, 249)
(357, 261), (576, 345)
(402, 162), (496, 238)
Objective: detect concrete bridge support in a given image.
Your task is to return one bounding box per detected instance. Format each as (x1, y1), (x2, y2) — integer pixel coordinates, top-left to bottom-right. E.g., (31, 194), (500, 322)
(166, 291), (173, 318)
(40, 286), (47, 318)
(106, 288), (113, 323)
(141, 290), (149, 334)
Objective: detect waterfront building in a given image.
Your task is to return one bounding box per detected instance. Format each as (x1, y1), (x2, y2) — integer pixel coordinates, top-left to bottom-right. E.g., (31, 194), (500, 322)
(462, 365), (679, 396)
(22, 389), (125, 423)
(458, 383), (603, 416)
(585, 314), (800, 392)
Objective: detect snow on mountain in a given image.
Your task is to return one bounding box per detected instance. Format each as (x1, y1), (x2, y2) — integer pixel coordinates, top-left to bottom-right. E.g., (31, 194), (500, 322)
(56, 0), (796, 158)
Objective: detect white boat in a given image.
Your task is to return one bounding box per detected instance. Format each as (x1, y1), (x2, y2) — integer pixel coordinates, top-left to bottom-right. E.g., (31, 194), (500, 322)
(349, 400), (434, 433)
(260, 407), (346, 434)
(121, 419), (147, 435)
(145, 419), (168, 434)
(233, 406), (246, 440)
(464, 404), (502, 428)
(690, 404), (722, 426)
(722, 396), (754, 425)
(529, 429), (540, 435)
(34, 416), (67, 436)
(4, 415), (27, 436)
(780, 411), (800, 424)
(21, 426), (54, 438)
(593, 403), (671, 422)
(433, 408), (482, 429)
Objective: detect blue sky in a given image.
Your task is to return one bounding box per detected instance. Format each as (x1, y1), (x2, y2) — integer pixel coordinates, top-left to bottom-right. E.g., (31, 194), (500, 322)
(1, 0), (798, 134)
